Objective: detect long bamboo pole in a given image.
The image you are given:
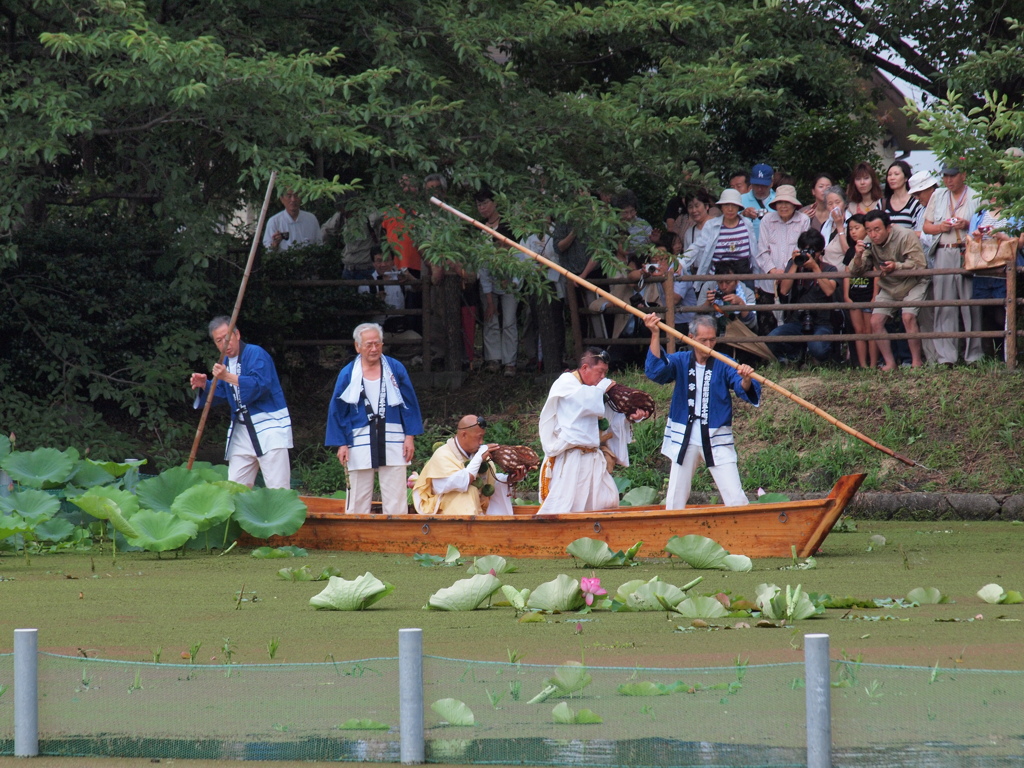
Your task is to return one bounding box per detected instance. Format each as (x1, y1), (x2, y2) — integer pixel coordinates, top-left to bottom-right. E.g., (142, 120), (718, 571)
(187, 171), (279, 470)
(431, 196), (922, 469)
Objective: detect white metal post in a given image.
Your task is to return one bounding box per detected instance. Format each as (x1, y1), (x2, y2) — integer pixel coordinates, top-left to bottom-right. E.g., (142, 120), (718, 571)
(398, 628), (424, 764)
(804, 633), (832, 768)
(14, 628), (39, 757)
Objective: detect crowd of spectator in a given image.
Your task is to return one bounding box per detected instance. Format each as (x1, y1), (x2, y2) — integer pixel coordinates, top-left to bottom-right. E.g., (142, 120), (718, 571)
(264, 157), (1024, 372)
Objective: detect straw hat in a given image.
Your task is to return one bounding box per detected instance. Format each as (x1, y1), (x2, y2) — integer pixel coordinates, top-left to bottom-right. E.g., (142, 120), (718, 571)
(769, 184), (801, 208)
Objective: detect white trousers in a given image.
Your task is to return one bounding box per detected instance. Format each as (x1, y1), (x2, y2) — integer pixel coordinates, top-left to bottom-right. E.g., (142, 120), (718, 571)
(227, 427), (291, 489)
(347, 465), (409, 515)
(482, 292), (519, 365)
(665, 443), (748, 509)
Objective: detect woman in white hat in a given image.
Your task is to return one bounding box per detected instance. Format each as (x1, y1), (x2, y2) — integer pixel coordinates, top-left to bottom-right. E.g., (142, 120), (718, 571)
(754, 185), (812, 333)
(680, 188), (758, 299)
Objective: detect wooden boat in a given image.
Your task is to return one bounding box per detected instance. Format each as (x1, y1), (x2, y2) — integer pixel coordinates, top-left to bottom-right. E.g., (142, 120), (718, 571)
(242, 473), (864, 559)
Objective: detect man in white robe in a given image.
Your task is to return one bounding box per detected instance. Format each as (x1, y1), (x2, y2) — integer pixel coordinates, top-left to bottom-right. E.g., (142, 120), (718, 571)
(537, 348), (646, 514)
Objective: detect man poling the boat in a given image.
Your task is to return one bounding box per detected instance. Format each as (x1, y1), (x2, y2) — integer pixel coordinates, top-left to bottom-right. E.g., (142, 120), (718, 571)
(536, 347), (651, 515)
(644, 313), (760, 508)
(412, 415), (534, 516)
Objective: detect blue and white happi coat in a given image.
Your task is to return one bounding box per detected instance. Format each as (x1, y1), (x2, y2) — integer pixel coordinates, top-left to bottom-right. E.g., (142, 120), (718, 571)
(645, 348), (760, 466)
(198, 342), (293, 459)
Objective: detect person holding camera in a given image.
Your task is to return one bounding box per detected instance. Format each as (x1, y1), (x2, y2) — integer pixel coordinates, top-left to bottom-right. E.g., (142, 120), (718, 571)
(767, 229), (838, 365)
(263, 189), (322, 252)
(849, 210), (928, 370)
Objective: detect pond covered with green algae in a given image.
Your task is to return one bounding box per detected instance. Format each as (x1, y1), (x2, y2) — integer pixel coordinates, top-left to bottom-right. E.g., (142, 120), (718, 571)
(2, 520), (1020, 671)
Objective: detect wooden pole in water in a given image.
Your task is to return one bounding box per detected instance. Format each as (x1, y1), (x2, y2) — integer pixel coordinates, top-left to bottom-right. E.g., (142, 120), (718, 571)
(187, 171), (278, 470)
(431, 196), (920, 468)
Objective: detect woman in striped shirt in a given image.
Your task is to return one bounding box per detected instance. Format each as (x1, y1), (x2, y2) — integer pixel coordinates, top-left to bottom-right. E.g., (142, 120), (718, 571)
(882, 160), (924, 233)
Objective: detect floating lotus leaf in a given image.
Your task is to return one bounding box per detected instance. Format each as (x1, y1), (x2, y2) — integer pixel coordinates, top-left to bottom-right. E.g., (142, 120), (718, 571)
(467, 555), (516, 574)
(0, 489), (60, 525)
(431, 698), (474, 727)
(338, 719), (389, 730)
(232, 488), (307, 538)
(566, 537), (641, 567)
(665, 534), (729, 569)
(500, 585), (531, 610)
(673, 596), (730, 619)
(34, 518), (77, 542)
(552, 702), (602, 724)
(251, 545), (308, 559)
(907, 587), (946, 605)
(1, 448), (75, 489)
(617, 681), (672, 696)
(171, 484), (235, 530)
(427, 574), (502, 611)
(310, 572), (395, 610)
(123, 509), (197, 552)
(722, 554), (753, 572)
(624, 579), (688, 612)
(527, 574), (584, 612)
(977, 583), (1006, 604)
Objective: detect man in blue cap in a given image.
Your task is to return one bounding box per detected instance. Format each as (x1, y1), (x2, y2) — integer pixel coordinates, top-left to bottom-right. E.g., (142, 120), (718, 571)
(741, 163), (775, 242)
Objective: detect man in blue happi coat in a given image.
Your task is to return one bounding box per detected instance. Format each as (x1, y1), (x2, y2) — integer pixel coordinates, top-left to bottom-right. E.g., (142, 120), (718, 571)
(643, 313), (760, 508)
(326, 322), (423, 515)
(190, 316), (293, 488)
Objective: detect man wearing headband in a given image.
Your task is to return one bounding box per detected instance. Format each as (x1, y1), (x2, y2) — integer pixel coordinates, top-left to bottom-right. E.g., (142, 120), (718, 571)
(412, 415), (514, 516)
(537, 348), (644, 514)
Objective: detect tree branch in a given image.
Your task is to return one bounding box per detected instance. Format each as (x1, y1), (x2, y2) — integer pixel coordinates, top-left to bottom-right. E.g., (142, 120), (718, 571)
(92, 112), (191, 136)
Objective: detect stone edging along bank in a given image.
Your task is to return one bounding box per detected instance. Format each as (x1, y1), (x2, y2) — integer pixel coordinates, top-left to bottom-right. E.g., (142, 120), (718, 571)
(683, 491), (1024, 521)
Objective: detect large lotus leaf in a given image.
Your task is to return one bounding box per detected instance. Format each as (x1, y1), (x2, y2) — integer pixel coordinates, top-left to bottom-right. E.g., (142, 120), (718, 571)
(431, 698), (474, 727)
(467, 555), (516, 575)
(500, 585), (531, 610)
(665, 534), (730, 569)
(34, 518), (77, 542)
(68, 461), (116, 489)
(977, 583), (1006, 604)
(74, 487), (140, 520)
(69, 491), (138, 538)
(310, 572), (395, 610)
(620, 486), (658, 506)
(427, 574), (502, 611)
(722, 554), (753, 572)
(527, 574), (584, 612)
(907, 587), (946, 605)
(213, 480), (252, 495)
(136, 466), (205, 513)
(615, 578), (653, 602)
(182, 461), (229, 483)
(171, 484), (235, 530)
(0, 489), (61, 525)
(0, 513), (32, 540)
(674, 596), (730, 619)
(1, 448), (75, 488)
(626, 579), (688, 611)
(232, 488), (307, 538)
(81, 458), (146, 479)
(126, 509), (199, 552)
(0, 434), (10, 460)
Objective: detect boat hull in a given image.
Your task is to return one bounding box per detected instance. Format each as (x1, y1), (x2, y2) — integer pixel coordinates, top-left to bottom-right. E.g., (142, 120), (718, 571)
(243, 473), (864, 559)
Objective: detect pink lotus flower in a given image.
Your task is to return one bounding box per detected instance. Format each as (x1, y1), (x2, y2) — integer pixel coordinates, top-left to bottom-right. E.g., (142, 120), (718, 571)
(580, 575), (607, 607)
(407, 472), (418, 489)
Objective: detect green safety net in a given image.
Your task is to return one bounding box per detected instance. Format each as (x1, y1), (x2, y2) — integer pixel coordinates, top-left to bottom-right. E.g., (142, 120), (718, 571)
(1, 653), (1022, 766)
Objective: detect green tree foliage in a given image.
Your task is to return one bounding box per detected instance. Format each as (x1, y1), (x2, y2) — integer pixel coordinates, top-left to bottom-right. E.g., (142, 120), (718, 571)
(904, 19), (1024, 229)
(1, 0), (888, 457)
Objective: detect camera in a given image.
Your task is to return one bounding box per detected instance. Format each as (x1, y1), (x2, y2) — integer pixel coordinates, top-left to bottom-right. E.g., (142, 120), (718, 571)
(644, 262), (658, 275)
(800, 310), (814, 335)
(794, 249), (813, 267)
(756, 209), (767, 219)
(713, 290), (725, 302)
(861, 240), (872, 253)
(279, 231), (290, 241)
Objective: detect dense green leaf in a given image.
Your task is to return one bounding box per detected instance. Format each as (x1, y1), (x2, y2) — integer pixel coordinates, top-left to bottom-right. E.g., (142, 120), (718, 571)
(526, 574), (584, 612)
(1, 448), (75, 488)
(427, 574), (502, 611)
(310, 573), (395, 610)
(136, 467), (204, 514)
(171, 484), (235, 530)
(232, 488), (307, 538)
(0, 489), (61, 525)
(126, 509), (198, 552)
